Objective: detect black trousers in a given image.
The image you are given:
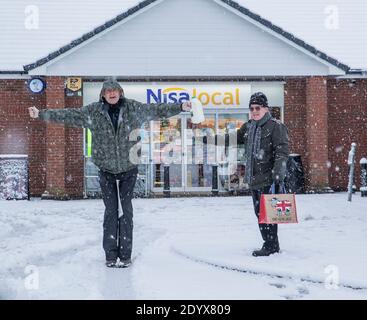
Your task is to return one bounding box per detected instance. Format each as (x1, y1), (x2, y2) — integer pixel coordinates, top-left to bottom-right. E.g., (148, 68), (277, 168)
(251, 185), (279, 250)
(99, 168), (138, 261)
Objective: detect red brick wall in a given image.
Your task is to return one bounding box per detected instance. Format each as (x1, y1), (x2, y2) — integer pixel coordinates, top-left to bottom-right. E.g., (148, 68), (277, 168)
(284, 78), (309, 187)
(65, 96), (84, 197)
(284, 78), (307, 153)
(327, 79), (367, 191)
(0, 77), (84, 198)
(285, 77), (367, 191)
(44, 77), (67, 196)
(305, 76), (329, 189)
(2, 77), (366, 196)
(285, 77), (331, 191)
(0, 79), (47, 195)
(43, 77), (84, 199)
(29, 111), (47, 196)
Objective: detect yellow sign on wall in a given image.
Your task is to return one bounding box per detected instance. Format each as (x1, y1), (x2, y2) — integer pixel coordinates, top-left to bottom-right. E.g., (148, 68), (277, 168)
(66, 77), (82, 92)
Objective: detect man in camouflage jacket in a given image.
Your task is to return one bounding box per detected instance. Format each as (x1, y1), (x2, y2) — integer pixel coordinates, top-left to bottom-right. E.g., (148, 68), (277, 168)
(29, 79), (192, 267)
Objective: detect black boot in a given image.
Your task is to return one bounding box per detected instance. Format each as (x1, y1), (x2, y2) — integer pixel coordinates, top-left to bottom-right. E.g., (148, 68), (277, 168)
(252, 243), (280, 257)
(105, 259), (117, 268)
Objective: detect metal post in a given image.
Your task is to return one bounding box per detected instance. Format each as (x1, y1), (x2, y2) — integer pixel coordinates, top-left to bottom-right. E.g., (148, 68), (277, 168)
(212, 164), (218, 196)
(27, 156), (30, 200)
(145, 163), (149, 197)
(360, 157), (367, 197)
(347, 143), (357, 202)
(163, 165), (170, 198)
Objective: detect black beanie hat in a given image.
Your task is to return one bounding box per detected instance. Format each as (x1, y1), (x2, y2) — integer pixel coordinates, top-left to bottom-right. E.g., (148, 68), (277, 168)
(249, 92), (268, 107)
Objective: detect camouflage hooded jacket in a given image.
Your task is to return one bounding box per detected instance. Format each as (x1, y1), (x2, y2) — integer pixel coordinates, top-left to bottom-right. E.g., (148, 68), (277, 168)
(39, 95), (182, 174)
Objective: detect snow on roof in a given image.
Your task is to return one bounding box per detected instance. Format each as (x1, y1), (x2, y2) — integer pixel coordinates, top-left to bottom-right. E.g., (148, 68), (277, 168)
(235, 0), (367, 71)
(1, 0), (366, 72)
(0, 0), (140, 71)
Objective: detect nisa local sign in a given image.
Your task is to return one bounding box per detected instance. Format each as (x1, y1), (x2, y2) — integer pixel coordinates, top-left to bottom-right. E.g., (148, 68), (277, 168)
(147, 86), (243, 107)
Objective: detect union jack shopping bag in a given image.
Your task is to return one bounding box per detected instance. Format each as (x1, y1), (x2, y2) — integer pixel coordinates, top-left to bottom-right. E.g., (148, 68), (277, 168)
(259, 192), (298, 224)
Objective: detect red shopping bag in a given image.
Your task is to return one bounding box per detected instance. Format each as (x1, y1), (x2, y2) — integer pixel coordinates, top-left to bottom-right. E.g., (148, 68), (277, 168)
(259, 193), (298, 224)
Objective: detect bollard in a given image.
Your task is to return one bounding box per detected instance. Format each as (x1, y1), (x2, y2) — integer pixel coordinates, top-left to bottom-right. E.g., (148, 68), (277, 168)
(347, 143), (356, 202)
(163, 165), (170, 198)
(360, 158), (367, 197)
(212, 164), (219, 196)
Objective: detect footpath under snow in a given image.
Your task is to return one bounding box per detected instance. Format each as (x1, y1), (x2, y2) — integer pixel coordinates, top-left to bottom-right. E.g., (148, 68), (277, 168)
(0, 193), (366, 300)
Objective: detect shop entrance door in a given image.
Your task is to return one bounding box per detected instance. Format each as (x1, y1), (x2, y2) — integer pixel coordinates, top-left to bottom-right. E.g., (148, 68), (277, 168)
(150, 111), (248, 193)
(150, 114), (215, 193)
(151, 115), (184, 192)
(183, 114), (215, 192)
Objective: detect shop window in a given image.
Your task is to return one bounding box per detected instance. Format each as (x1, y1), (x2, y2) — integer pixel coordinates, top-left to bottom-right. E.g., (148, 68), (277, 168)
(217, 113), (248, 192)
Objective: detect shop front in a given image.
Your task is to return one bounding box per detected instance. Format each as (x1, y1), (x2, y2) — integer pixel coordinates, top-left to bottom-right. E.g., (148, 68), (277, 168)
(83, 81), (284, 196)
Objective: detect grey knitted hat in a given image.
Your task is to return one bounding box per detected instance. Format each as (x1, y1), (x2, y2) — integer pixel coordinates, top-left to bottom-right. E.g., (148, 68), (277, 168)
(100, 78), (124, 101)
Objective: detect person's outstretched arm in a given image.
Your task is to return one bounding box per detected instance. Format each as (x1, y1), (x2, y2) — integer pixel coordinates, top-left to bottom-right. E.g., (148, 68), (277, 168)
(28, 104), (93, 128)
(200, 122), (247, 148)
(220, 122), (247, 147)
(129, 99), (191, 123)
(235, 122), (247, 146)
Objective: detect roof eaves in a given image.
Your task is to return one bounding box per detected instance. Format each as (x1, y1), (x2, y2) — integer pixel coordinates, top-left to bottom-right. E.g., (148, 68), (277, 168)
(0, 70), (28, 74)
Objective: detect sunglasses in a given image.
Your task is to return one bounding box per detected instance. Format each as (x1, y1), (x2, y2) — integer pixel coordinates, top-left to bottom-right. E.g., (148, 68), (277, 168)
(249, 106), (263, 112)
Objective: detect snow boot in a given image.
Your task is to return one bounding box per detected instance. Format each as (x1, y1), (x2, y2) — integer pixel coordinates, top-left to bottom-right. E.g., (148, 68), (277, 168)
(117, 258), (132, 268)
(105, 259), (117, 268)
(252, 243), (280, 257)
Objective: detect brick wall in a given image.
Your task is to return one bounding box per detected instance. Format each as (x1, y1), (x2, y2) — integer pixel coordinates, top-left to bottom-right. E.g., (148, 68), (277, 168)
(284, 78), (307, 152)
(0, 79), (47, 195)
(43, 77), (84, 199)
(285, 77), (367, 191)
(285, 77), (330, 191)
(64, 95), (84, 197)
(284, 78), (310, 187)
(44, 76), (67, 197)
(327, 79), (367, 191)
(0, 77), (84, 198)
(1, 77), (366, 196)
(305, 76), (329, 189)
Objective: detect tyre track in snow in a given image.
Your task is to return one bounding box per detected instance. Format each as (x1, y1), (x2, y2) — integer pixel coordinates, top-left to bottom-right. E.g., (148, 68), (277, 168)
(172, 247), (367, 293)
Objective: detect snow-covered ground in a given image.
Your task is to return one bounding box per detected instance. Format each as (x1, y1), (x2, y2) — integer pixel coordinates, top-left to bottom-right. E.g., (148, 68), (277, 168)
(0, 193), (366, 300)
